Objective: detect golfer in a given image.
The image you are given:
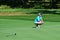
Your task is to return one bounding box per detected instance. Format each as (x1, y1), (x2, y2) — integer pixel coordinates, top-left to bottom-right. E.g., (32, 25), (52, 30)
(34, 13), (44, 28)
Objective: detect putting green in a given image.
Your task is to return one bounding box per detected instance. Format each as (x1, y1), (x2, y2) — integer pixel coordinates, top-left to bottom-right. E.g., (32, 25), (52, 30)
(0, 19), (60, 40)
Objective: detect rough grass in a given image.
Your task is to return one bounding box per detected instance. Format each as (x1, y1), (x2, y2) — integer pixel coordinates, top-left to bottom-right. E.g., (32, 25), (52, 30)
(0, 12), (27, 16)
(0, 12), (60, 22)
(0, 9), (60, 13)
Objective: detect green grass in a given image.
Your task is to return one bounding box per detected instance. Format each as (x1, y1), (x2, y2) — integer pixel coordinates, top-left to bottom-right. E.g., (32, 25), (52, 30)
(0, 9), (39, 13)
(0, 14), (60, 22)
(0, 10), (60, 40)
(0, 9), (60, 13)
(0, 18), (60, 40)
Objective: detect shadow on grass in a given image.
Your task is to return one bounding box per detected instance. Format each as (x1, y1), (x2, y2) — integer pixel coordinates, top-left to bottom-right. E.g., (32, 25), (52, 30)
(28, 10), (60, 15)
(0, 16), (34, 21)
(0, 14), (60, 22)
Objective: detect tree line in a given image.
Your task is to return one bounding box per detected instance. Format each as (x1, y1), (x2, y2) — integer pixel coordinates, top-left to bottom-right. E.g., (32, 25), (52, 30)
(0, 0), (60, 9)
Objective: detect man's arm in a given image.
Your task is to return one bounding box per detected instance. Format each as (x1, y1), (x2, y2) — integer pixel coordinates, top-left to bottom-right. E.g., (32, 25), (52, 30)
(40, 17), (44, 23)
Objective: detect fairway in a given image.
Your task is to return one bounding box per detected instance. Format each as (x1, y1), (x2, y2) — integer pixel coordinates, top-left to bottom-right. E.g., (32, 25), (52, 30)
(0, 18), (60, 40)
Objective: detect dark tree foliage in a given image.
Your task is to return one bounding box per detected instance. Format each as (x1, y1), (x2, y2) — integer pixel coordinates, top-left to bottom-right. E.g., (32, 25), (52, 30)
(0, 0), (60, 8)
(50, 0), (57, 8)
(50, 0), (60, 9)
(0, 0), (28, 8)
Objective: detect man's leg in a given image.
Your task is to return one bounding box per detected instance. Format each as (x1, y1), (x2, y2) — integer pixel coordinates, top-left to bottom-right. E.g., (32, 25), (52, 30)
(37, 21), (43, 28)
(34, 21), (43, 28)
(36, 24), (38, 28)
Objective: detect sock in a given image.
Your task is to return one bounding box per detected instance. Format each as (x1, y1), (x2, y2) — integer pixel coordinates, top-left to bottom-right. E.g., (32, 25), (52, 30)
(38, 25), (41, 28)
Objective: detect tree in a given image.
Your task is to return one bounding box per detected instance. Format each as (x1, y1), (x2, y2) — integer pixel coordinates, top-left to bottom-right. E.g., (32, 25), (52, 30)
(50, 0), (59, 8)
